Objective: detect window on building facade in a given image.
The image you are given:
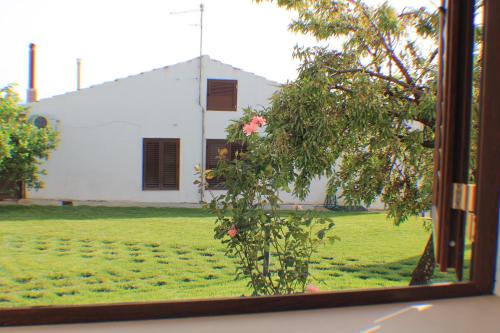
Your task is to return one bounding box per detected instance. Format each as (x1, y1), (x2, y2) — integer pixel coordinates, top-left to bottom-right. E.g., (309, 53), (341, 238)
(207, 79), (237, 111)
(206, 139), (245, 189)
(143, 138), (180, 190)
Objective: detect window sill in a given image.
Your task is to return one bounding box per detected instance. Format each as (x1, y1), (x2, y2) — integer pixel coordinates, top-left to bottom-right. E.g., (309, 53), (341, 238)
(0, 282), (487, 326)
(142, 189), (180, 191)
(2, 295), (499, 332)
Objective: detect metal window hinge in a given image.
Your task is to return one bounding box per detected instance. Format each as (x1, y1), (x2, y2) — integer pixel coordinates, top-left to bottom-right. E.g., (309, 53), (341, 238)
(452, 183), (477, 240)
(452, 183), (476, 212)
(467, 213), (477, 241)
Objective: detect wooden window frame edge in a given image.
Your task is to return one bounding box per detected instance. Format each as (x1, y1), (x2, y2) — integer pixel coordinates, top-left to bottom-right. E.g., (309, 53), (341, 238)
(1, 0), (498, 327)
(0, 283), (486, 326)
(469, 0), (500, 294)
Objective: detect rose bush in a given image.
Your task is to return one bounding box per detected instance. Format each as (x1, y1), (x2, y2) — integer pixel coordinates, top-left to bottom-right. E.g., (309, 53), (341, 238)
(196, 109), (336, 296)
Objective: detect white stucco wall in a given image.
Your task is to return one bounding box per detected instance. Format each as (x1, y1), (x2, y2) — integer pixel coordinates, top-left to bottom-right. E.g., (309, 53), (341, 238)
(27, 56), (332, 205)
(26, 56), (388, 208)
(29, 58), (202, 203)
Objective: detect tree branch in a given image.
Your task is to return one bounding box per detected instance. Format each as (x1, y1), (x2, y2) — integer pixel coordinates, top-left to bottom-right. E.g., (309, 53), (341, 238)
(348, 1), (420, 97)
(398, 134), (435, 149)
(416, 48), (438, 83)
(329, 84), (354, 94)
(398, 8), (426, 18)
(412, 117), (435, 130)
(329, 68), (414, 89)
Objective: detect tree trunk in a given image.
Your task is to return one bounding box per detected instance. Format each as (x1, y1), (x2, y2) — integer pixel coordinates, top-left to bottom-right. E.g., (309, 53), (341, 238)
(409, 233), (436, 286)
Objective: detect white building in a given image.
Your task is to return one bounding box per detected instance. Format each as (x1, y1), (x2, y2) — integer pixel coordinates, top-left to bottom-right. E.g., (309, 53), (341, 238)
(25, 56), (342, 207)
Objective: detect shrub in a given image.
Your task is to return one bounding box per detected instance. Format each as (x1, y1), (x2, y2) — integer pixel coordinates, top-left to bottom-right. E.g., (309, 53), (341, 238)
(196, 109), (336, 295)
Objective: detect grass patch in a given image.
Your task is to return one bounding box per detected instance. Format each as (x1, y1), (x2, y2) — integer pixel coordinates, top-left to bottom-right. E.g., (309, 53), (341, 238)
(0, 205), (466, 307)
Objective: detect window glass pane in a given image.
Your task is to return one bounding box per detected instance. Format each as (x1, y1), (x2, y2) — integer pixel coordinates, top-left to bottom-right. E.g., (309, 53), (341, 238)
(0, 0), (480, 312)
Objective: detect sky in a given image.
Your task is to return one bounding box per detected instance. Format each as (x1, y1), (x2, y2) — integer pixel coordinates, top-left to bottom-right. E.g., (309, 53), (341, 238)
(0, 0), (437, 102)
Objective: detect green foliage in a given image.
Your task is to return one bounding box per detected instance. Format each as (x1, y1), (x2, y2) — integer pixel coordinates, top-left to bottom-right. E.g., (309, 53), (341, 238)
(0, 85), (58, 190)
(469, 3), (484, 183)
(257, 0), (440, 224)
(197, 110), (336, 295)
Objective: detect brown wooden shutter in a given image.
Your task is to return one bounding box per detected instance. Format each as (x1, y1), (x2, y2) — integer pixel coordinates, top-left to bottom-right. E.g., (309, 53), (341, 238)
(207, 79), (237, 111)
(143, 139), (180, 190)
(229, 142), (245, 160)
(206, 139), (228, 189)
(143, 140), (161, 190)
(161, 140), (179, 190)
(205, 140), (246, 189)
(433, 0), (475, 280)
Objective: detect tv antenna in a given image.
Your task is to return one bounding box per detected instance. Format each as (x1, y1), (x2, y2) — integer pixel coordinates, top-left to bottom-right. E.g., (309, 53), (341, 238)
(170, 3), (204, 59)
(170, 3), (207, 202)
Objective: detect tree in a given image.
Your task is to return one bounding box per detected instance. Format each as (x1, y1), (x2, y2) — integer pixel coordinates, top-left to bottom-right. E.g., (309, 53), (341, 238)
(257, 0), (440, 283)
(0, 86), (58, 194)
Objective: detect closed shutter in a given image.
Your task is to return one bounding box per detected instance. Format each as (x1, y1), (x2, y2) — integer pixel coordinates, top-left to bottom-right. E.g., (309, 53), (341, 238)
(161, 140), (179, 190)
(206, 139), (228, 189)
(143, 140), (161, 189)
(143, 139), (179, 190)
(206, 140), (246, 189)
(207, 79), (237, 111)
(229, 142), (245, 159)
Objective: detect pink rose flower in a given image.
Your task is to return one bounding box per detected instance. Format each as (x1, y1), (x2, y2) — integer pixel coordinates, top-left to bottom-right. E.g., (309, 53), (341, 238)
(306, 284), (320, 293)
(228, 225), (238, 238)
(243, 122), (259, 136)
(251, 116), (267, 127)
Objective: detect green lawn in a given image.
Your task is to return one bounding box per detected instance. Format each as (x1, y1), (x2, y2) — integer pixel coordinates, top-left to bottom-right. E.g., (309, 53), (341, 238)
(0, 205), (461, 308)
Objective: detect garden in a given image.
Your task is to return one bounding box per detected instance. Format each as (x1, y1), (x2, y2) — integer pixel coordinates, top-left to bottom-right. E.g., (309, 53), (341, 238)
(0, 205), (458, 307)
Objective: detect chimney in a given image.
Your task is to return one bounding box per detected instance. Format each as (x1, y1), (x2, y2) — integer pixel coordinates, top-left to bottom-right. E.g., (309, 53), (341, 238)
(27, 43), (38, 103)
(76, 58), (82, 91)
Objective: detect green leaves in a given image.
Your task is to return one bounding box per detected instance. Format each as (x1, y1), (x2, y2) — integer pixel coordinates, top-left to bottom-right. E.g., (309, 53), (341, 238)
(194, 108), (336, 296)
(317, 229), (325, 240)
(0, 86), (58, 189)
(260, 1), (439, 225)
